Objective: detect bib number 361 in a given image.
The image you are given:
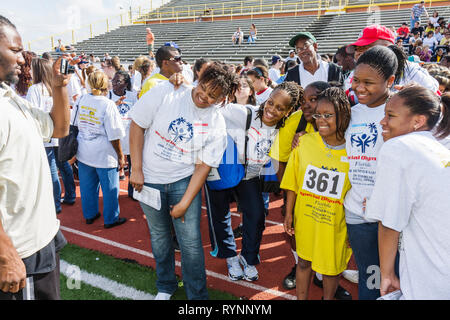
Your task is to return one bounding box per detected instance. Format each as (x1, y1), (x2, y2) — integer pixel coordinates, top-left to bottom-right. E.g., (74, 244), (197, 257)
(302, 165), (345, 199)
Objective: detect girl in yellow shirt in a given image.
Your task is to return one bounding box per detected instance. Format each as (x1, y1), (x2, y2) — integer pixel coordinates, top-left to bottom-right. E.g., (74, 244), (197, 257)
(282, 87), (352, 300)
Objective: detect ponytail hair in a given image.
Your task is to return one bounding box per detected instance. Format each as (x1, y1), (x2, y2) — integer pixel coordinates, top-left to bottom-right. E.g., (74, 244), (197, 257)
(387, 45), (408, 85)
(436, 93), (450, 139)
(356, 45), (398, 81)
(88, 71), (109, 96)
(395, 86), (449, 139)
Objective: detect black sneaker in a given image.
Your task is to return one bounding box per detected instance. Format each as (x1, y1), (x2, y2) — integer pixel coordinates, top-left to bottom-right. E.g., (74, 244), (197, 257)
(233, 224), (243, 238)
(282, 264), (297, 290)
(104, 217), (127, 229)
(313, 274), (352, 300)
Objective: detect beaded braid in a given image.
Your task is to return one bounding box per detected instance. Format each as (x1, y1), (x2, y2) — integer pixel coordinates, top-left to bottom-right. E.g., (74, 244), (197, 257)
(256, 81), (304, 129)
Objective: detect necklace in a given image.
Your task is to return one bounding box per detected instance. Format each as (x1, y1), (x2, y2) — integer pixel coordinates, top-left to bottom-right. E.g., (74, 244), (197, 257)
(322, 137), (345, 158)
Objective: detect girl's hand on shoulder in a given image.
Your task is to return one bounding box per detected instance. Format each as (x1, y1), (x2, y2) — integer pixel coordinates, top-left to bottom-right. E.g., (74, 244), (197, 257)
(291, 131), (306, 150)
(169, 72), (186, 89)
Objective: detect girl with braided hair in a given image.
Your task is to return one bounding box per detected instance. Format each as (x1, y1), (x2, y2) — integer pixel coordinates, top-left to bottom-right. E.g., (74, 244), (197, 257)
(282, 87), (352, 300)
(129, 62), (239, 300)
(204, 81), (301, 283)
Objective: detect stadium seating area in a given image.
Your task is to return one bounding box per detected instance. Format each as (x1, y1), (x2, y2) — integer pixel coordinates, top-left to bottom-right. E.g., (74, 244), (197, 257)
(58, 1), (450, 65)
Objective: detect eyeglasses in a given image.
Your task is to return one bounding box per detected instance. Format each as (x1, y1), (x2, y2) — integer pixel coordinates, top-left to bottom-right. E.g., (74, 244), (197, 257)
(168, 55), (182, 62)
(112, 79), (125, 85)
(295, 41), (313, 52)
(312, 113), (335, 120)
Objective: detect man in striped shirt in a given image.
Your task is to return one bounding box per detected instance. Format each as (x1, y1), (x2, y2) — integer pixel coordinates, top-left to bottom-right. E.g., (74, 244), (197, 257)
(410, 1), (429, 29)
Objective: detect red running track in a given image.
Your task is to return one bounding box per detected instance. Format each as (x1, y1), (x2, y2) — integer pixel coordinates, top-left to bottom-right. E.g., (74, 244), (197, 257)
(58, 177), (358, 300)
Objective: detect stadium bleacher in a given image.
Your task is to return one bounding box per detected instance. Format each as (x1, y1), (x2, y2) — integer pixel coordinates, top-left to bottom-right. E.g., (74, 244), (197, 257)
(57, 1), (450, 65)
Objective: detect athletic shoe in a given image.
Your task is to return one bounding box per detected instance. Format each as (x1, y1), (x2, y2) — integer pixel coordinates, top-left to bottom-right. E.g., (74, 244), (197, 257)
(226, 256), (244, 281)
(282, 264), (297, 290)
(342, 270), (359, 284)
(104, 217), (127, 229)
(238, 255), (258, 281)
(313, 274), (352, 300)
(154, 292), (172, 300)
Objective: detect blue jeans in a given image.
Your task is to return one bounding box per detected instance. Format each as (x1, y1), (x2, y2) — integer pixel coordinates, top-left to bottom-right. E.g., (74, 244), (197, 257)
(346, 222), (399, 300)
(410, 16), (420, 29)
(77, 161), (120, 225)
(139, 176), (208, 300)
(45, 147), (76, 212)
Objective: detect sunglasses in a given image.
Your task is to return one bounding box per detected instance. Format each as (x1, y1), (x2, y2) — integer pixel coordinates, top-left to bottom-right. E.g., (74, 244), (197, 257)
(167, 55), (182, 62)
(312, 113), (335, 120)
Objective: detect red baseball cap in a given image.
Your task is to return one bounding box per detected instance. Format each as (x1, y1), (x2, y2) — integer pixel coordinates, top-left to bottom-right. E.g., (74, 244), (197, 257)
(349, 25), (395, 47)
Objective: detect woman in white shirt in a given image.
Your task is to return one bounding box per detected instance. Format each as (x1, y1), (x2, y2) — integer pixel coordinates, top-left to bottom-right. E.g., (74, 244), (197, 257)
(108, 70), (138, 196)
(26, 58), (76, 214)
(422, 31), (438, 51)
(344, 45), (407, 300)
(75, 70), (126, 229)
(129, 63), (239, 300)
(247, 66), (274, 105)
(204, 81), (302, 283)
(366, 87), (450, 299)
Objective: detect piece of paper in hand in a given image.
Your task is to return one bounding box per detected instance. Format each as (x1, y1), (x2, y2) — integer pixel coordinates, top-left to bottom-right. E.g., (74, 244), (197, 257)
(133, 186), (161, 210)
(377, 290), (403, 300)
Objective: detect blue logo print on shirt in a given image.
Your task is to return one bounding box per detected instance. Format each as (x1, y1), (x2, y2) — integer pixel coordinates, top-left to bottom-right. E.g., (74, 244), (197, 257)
(168, 117), (194, 143)
(350, 122), (378, 153)
(117, 102), (131, 116)
(255, 139), (273, 158)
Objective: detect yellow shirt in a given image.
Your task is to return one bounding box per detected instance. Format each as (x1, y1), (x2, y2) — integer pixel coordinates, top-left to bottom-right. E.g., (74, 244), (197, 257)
(268, 110), (315, 163)
(139, 73), (168, 99)
(281, 132), (352, 275)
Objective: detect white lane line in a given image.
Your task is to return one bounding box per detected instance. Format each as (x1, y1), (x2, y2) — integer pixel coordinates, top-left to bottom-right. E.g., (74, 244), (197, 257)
(60, 226), (296, 300)
(60, 259), (155, 300)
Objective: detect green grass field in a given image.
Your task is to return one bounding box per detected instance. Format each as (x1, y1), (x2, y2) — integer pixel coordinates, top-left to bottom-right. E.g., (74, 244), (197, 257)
(59, 243), (238, 300)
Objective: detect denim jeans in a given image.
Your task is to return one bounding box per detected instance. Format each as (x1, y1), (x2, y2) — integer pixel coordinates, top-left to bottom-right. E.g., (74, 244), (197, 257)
(139, 176), (208, 300)
(410, 17), (420, 29)
(346, 222), (399, 300)
(77, 161), (120, 225)
(45, 147), (76, 212)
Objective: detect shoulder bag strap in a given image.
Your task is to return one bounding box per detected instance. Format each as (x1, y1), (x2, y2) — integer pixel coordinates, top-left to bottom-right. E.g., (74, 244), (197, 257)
(243, 106), (252, 175)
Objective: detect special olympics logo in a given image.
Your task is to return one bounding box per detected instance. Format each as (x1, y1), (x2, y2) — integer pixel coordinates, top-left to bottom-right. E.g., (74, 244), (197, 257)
(350, 122), (378, 153)
(255, 139), (273, 158)
(117, 103), (131, 116)
(168, 117), (194, 143)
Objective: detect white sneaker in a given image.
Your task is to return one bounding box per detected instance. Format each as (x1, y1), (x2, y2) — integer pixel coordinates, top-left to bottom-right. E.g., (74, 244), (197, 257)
(154, 292), (172, 300)
(238, 255), (258, 281)
(226, 256), (244, 281)
(342, 270), (359, 284)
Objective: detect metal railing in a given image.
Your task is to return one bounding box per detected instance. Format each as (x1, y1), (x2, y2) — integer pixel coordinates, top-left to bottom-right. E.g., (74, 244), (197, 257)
(27, 0), (448, 53)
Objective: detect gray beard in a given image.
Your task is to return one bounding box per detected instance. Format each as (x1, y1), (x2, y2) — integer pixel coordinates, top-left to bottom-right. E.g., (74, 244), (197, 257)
(5, 72), (19, 85)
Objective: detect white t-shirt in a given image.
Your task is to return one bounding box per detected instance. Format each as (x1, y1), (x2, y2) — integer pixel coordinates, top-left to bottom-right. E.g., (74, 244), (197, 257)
(129, 82), (227, 184)
(108, 90), (138, 155)
(75, 94), (125, 168)
(366, 131), (450, 299)
(422, 36), (438, 48)
(256, 87), (273, 105)
(268, 67), (281, 83)
(298, 58), (329, 89)
(131, 70), (142, 93)
(67, 72), (82, 107)
(344, 103), (385, 224)
(0, 83), (59, 259)
(26, 83), (58, 147)
(219, 103), (277, 180)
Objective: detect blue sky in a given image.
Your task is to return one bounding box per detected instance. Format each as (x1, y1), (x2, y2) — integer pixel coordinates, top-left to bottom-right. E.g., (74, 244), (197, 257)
(1, 0), (164, 54)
